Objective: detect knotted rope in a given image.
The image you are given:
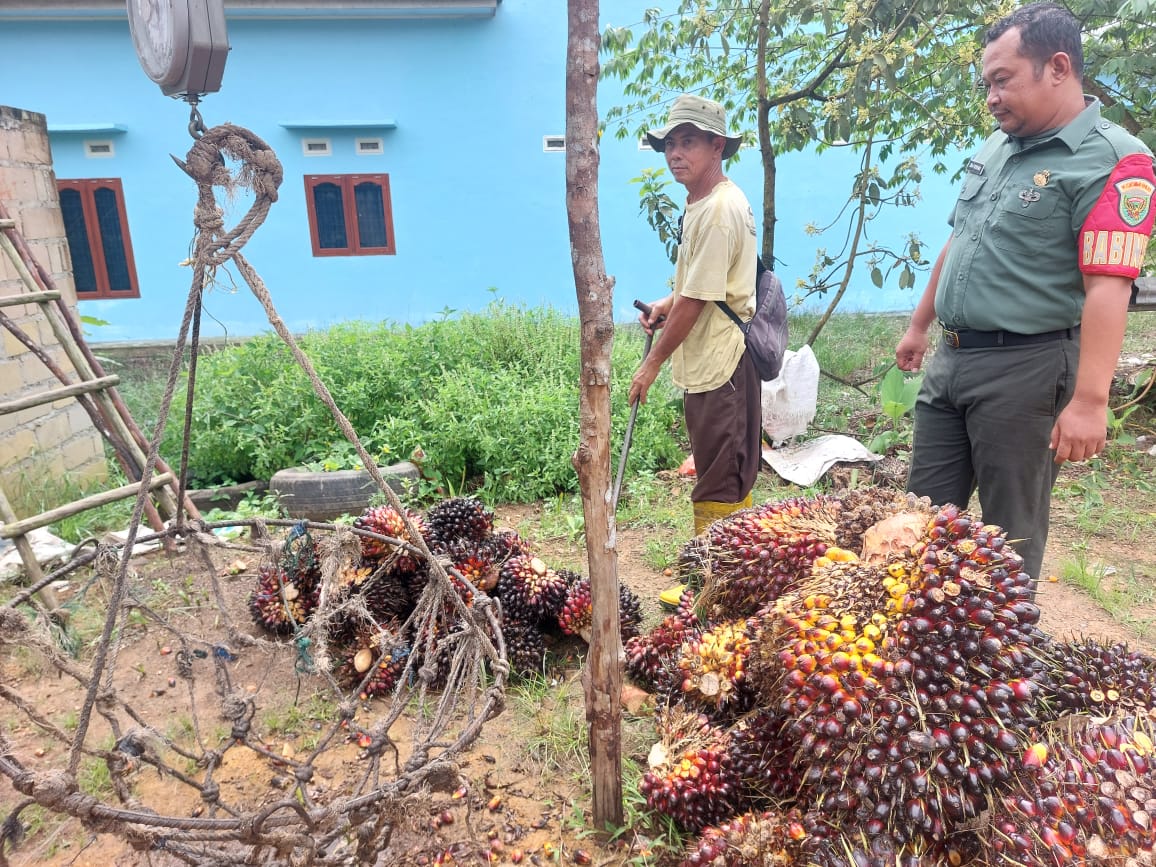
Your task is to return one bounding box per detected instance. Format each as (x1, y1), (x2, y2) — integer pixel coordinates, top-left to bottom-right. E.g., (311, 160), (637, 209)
(0, 123), (508, 865)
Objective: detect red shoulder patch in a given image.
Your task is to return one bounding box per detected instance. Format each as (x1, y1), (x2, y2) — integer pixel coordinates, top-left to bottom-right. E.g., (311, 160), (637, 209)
(1079, 152), (1156, 278)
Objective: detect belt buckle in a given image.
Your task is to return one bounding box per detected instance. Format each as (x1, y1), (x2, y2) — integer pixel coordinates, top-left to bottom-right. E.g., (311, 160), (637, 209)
(942, 327), (961, 349)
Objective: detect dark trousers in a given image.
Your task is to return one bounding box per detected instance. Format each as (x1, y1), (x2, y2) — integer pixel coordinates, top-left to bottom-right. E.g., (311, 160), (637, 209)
(907, 334), (1079, 582)
(684, 350), (762, 504)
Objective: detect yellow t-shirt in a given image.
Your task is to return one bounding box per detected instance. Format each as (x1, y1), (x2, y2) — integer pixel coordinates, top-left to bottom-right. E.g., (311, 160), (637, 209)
(671, 180), (758, 393)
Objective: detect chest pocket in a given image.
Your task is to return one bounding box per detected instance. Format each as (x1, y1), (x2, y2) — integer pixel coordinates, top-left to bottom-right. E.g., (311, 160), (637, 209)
(951, 175), (988, 238)
(990, 186), (1068, 252)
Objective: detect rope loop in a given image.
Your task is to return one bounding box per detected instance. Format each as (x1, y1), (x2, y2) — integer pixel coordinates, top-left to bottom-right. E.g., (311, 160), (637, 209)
(177, 123), (284, 268)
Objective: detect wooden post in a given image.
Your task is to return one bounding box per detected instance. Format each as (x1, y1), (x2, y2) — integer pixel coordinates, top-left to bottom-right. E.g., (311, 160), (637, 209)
(565, 0), (623, 829)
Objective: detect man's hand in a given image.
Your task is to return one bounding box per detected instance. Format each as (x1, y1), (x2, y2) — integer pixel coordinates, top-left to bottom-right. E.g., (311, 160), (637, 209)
(638, 295), (673, 335)
(1050, 396), (1107, 464)
(895, 326), (931, 372)
(628, 358), (660, 407)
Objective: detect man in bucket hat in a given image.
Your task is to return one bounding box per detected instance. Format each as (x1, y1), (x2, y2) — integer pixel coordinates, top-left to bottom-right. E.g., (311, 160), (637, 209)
(629, 94), (761, 538)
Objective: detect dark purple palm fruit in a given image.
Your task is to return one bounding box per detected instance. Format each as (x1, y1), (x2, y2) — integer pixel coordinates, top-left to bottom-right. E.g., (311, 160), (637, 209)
(339, 620), (409, 700)
(1033, 635), (1156, 719)
(700, 496), (840, 619)
(496, 554), (569, 626)
(726, 708), (801, 807)
(425, 496), (494, 547)
(498, 613), (547, 676)
(558, 576), (645, 642)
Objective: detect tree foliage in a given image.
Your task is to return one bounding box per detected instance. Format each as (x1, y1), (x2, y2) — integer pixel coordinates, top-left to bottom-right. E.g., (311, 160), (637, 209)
(602, 0), (1156, 335)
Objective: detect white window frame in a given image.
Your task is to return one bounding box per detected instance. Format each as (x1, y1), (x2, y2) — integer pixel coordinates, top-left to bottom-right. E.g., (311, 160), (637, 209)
(355, 137), (384, 156)
(84, 140), (116, 158)
(302, 138), (332, 157)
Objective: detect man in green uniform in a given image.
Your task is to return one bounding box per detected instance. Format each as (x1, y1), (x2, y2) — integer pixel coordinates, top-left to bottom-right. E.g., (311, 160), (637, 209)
(896, 2), (1155, 584)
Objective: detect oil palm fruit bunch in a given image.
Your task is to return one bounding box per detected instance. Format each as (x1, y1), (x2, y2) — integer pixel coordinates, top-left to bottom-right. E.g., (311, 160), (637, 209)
(831, 488), (926, 553)
(481, 528), (531, 569)
(339, 621), (409, 700)
(677, 619), (756, 720)
(625, 589), (701, 691)
(641, 708), (744, 833)
(360, 570), (418, 627)
(699, 496), (840, 619)
(754, 503), (1045, 845)
(442, 538), (500, 593)
(500, 614), (547, 676)
(248, 535), (323, 634)
(425, 495), (494, 547)
(978, 714), (1156, 864)
(353, 504), (428, 575)
(727, 708), (802, 807)
(557, 576), (644, 642)
(496, 554), (569, 625)
(678, 808), (804, 867)
(797, 811), (982, 867)
(1033, 636), (1156, 719)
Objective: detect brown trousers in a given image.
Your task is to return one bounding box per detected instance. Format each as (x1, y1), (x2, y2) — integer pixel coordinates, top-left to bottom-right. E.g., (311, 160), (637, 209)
(684, 350), (762, 505)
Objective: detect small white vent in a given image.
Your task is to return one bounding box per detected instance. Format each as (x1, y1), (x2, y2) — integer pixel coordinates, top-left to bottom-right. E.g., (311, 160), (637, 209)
(543, 135), (566, 152)
(356, 137), (383, 155)
(302, 138), (332, 157)
(638, 138), (654, 151)
(84, 140), (115, 158)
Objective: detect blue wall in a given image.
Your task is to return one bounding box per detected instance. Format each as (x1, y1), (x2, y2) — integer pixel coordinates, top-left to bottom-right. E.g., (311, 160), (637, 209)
(0, 1), (963, 341)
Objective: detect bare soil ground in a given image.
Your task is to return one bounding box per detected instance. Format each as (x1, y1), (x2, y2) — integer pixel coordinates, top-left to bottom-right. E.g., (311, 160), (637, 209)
(2, 459), (1155, 866)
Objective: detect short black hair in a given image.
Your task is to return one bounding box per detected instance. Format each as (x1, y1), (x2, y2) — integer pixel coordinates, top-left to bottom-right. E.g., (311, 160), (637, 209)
(984, 2), (1084, 79)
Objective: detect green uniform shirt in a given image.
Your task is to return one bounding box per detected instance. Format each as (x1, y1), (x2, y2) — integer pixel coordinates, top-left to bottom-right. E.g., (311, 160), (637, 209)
(937, 99), (1154, 334)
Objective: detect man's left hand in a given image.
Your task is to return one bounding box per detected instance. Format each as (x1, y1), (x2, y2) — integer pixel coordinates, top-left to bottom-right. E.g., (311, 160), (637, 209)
(1050, 397), (1107, 464)
(629, 360), (659, 406)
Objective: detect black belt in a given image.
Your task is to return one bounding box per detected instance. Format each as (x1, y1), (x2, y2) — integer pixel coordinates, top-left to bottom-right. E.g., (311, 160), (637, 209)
(940, 323), (1079, 349)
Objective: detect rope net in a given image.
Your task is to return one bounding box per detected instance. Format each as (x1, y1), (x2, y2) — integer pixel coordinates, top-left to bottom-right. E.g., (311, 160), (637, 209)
(0, 124), (510, 865)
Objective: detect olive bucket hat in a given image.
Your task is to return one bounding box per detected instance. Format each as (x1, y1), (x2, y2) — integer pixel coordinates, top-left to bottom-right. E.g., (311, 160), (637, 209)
(646, 94), (744, 159)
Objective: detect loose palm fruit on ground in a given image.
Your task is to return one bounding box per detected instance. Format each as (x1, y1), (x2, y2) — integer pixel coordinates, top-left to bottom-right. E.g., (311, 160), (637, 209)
(557, 576), (644, 642)
(625, 589), (701, 691)
(678, 808), (802, 866)
(496, 554), (569, 625)
(1033, 635), (1156, 719)
(698, 496), (840, 619)
(249, 561), (320, 634)
(641, 709), (744, 833)
(677, 619), (755, 719)
(353, 505), (429, 574)
(425, 496), (494, 546)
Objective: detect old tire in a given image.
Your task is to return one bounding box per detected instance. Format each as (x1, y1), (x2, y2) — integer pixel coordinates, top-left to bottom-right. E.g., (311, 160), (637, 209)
(268, 461), (420, 521)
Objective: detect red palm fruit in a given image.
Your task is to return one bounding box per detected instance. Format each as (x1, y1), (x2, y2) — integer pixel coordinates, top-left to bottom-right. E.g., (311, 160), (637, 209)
(353, 504), (428, 574)
(641, 710), (742, 833)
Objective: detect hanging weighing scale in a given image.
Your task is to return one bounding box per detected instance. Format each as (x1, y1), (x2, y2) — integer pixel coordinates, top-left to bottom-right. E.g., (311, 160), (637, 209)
(126, 0), (229, 128)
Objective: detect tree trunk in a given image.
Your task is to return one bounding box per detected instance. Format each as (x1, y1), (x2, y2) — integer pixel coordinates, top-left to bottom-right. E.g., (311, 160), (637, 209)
(565, 0), (624, 830)
(756, 0), (777, 266)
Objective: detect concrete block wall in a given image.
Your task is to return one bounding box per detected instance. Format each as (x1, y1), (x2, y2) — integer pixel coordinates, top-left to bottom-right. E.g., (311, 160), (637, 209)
(0, 104), (107, 505)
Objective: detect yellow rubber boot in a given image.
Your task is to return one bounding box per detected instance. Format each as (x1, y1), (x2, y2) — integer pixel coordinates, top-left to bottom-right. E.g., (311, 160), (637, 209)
(692, 493), (754, 536)
(661, 494), (755, 609)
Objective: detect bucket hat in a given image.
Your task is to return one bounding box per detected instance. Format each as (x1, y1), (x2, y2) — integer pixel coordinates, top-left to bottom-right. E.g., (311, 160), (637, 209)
(646, 94), (744, 159)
